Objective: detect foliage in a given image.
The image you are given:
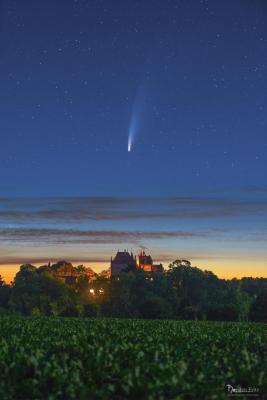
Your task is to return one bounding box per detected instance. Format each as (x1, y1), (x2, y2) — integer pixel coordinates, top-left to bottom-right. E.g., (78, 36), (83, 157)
(0, 275), (11, 314)
(0, 262), (266, 322)
(0, 317), (266, 400)
(8, 265), (83, 316)
(249, 289), (267, 322)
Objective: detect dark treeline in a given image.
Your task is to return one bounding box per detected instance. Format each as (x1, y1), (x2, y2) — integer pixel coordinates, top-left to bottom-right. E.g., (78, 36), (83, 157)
(0, 260), (266, 322)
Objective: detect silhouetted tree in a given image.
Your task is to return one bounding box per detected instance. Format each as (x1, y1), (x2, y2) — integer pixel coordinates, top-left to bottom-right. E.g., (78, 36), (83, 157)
(0, 260), (264, 321)
(9, 264), (82, 316)
(139, 295), (173, 319)
(249, 289), (267, 322)
(0, 276), (11, 314)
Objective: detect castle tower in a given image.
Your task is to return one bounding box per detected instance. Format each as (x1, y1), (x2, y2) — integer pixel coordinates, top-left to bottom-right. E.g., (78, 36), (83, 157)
(110, 250), (137, 277)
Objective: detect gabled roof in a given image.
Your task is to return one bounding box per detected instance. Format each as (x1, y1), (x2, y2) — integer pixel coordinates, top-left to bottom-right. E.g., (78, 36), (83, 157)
(113, 251), (134, 264)
(138, 255), (153, 265)
(137, 251), (153, 265)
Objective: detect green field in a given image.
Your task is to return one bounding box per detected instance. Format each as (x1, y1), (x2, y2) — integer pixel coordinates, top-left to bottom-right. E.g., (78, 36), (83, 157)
(0, 318), (266, 400)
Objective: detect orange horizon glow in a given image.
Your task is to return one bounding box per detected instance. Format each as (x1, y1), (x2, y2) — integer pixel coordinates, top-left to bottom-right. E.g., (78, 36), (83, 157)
(0, 258), (266, 284)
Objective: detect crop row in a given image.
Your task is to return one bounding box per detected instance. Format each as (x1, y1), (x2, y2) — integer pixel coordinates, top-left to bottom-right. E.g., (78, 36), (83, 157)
(0, 317), (266, 399)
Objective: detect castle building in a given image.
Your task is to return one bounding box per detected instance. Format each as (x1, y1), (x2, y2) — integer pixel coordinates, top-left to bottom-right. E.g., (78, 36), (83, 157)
(110, 250), (163, 276)
(38, 260), (95, 285)
(110, 250), (136, 276)
(136, 251), (163, 273)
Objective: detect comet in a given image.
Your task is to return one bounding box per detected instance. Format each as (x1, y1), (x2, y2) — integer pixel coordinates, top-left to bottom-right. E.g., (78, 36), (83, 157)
(128, 139), (132, 152)
(128, 125), (134, 152)
(127, 86), (145, 153)
(127, 112), (136, 153)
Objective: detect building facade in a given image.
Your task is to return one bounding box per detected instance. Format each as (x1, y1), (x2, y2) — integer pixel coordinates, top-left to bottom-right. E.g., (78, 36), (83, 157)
(38, 260), (95, 285)
(110, 250), (163, 276)
(110, 250), (136, 276)
(136, 251), (163, 273)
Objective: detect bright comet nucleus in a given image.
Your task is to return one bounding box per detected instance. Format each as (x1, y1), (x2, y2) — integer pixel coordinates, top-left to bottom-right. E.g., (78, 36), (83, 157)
(127, 115), (136, 153)
(127, 86), (145, 153)
(128, 138), (132, 152)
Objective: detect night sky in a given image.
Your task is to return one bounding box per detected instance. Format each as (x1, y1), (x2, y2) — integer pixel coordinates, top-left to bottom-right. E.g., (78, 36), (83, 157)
(0, 0), (266, 280)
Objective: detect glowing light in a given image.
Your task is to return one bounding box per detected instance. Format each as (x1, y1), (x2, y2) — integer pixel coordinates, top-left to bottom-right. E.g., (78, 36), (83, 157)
(128, 137), (132, 152)
(127, 86), (144, 153)
(89, 288), (95, 295)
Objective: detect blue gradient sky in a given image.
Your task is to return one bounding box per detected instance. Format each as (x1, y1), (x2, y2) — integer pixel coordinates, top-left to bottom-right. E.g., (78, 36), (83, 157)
(0, 1), (266, 280)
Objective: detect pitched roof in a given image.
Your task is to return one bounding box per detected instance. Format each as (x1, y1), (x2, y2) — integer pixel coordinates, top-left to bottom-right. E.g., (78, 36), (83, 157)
(113, 251), (134, 264)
